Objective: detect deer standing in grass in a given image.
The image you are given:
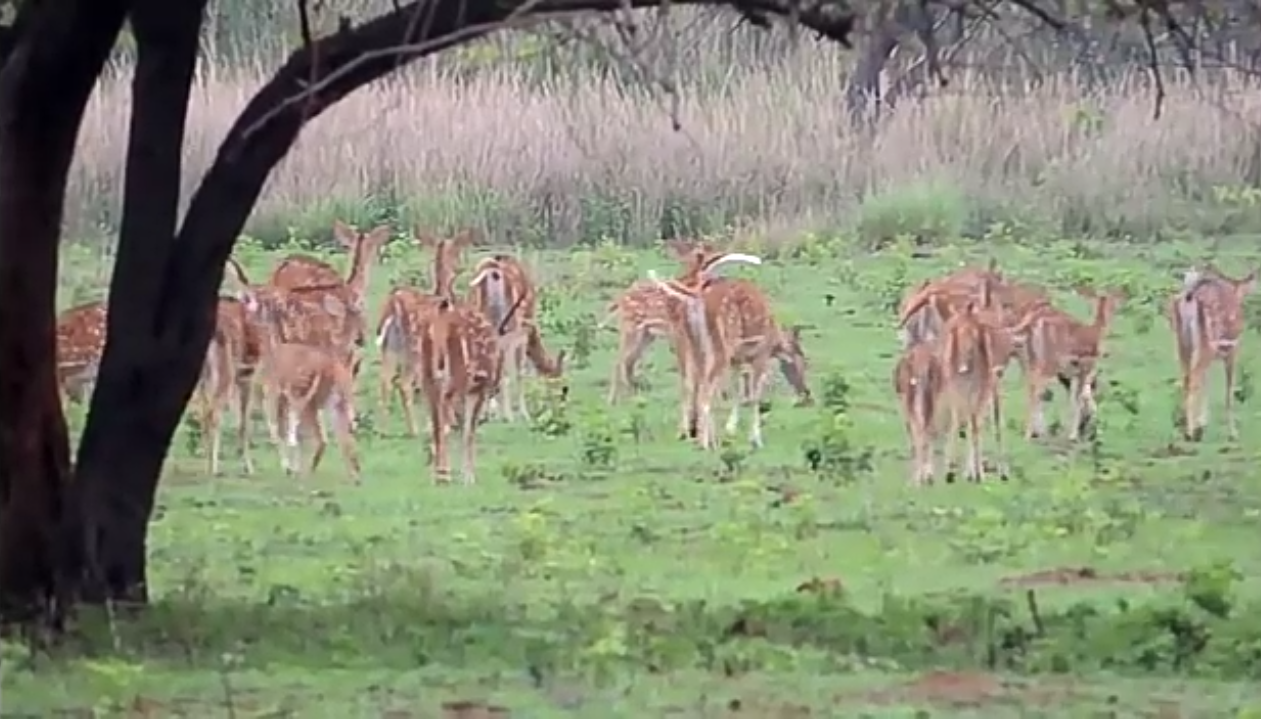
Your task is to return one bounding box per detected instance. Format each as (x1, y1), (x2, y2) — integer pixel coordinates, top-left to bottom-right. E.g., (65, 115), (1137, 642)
(1170, 265), (1257, 441)
(1011, 285), (1125, 442)
(55, 300), (108, 407)
(603, 239), (721, 404)
(646, 253), (765, 449)
(375, 229), (474, 435)
(895, 274), (1016, 483)
(194, 295), (264, 476)
(468, 253), (541, 421)
(269, 220), (390, 299)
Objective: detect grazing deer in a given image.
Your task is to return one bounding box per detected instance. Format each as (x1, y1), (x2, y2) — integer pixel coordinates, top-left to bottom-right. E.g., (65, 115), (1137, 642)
(376, 229), (475, 435)
(194, 296), (263, 476)
(55, 300), (107, 407)
(1012, 286), (1125, 441)
(1170, 265), (1257, 441)
(893, 341), (947, 486)
(603, 239), (721, 403)
(254, 341), (362, 482)
(646, 252), (764, 449)
(269, 220), (390, 302)
(937, 283), (1011, 483)
(706, 278), (813, 447)
(468, 253), (540, 421)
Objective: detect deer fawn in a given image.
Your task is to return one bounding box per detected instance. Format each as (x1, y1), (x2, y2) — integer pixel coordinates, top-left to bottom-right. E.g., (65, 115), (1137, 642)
(55, 300), (107, 407)
(893, 341), (947, 485)
(254, 342), (362, 482)
(1170, 265), (1257, 441)
(1011, 285), (1125, 442)
(646, 252), (764, 449)
(468, 253), (541, 421)
(376, 228), (475, 435)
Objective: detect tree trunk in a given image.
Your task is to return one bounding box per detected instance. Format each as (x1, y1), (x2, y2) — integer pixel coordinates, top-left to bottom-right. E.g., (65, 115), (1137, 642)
(0, 0), (129, 624)
(73, 0), (207, 605)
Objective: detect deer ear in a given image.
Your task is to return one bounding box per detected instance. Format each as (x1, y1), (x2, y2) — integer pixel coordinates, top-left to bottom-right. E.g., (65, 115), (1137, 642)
(332, 220), (358, 250)
(365, 225), (391, 250)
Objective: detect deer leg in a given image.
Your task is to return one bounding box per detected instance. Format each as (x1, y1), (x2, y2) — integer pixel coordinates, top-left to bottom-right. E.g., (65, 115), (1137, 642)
(460, 393), (485, 486)
(308, 410), (328, 475)
(966, 410), (984, 483)
(724, 369), (742, 436)
(230, 371), (255, 475)
(1186, 353), (1214, 441)
(328, 395), (361, 483)
(943, 401), (962, 483)
(285, 402), (305, 479)
(377, 350), (396, 423)
(609, 326), (650, 404)
(427, 386), (451, 484)
(988, 382), (1008, 480)
(746, 362), (772, 449)
(1025, 374), (1051, 440)
(512, 344), (530, 420)
(1224, 351), (1239, 441)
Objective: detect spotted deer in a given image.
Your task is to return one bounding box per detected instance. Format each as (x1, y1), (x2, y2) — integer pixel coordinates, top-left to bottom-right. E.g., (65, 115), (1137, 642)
(55, 300), (107, 407)
(269, 220), (390, 303)
(1011, 286), (1125, 441)
(645, 253), (765, 450)
(936, 281), (1012, 483)
(413, 293), (541, 484)
(897, 260), (1047, 349)
(254, 341), (362, 482)
(1170, 265), (1257, 441)
(893, 341), (946, 486)
(194, 295), (264, 476)
(375, 228), (475, 435)
(602, 238), (720, 404)
(227, 258), (368, 376)
(468, 253), (540, 421)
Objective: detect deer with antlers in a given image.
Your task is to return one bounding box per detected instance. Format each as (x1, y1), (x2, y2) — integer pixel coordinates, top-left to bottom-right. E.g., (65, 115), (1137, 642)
(467, 252), (544, 421)
(55, 300), (108, 407)
(1011, 285), (1125, 442)
(645, 252), (766, 450)
(375, 228), (475, 435)
(1170, 265), (1257, 441)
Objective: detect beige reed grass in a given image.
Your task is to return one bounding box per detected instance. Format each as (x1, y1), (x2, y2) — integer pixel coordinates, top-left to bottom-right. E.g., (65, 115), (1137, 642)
(67, 40), (1261, 248)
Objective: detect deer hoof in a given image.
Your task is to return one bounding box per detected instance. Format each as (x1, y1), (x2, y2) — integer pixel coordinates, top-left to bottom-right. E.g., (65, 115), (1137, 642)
(944, 470), (958, 484)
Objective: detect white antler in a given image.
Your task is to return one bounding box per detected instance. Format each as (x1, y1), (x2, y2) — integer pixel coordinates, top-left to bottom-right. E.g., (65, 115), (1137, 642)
(700, 252), (762, 280)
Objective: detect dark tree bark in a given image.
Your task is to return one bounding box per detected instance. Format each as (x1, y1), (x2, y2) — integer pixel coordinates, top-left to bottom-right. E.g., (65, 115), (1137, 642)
(73, 0), (208, 605)
(0, 0), (129, 623)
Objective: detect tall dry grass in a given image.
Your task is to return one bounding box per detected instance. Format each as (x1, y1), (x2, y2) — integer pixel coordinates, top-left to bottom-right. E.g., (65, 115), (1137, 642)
(68, 34), (1261, 250)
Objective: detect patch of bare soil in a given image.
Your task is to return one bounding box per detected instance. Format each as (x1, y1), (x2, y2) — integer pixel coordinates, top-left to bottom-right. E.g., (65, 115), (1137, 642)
(855, 671), (1082, 709)
(999, 566), (1184, 588)
(440, 700), (510, 719)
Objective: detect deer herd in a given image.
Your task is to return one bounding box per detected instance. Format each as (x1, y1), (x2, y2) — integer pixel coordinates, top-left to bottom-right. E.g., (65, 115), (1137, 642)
(52, 222), (1256, 487)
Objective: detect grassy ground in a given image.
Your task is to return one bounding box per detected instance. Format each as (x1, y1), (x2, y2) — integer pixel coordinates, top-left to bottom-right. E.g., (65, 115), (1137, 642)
(8, 234), (1261, 717)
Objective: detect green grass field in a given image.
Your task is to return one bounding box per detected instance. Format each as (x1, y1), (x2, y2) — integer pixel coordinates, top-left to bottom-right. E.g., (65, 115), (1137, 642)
(8, 234), (1261, 717)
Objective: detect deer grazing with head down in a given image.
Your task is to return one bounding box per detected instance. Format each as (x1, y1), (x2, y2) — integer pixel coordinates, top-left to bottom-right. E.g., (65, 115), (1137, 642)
(645, 252), (766, 449)
(375, 228), (475, 436)
(1170, 264), (1257, 441)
